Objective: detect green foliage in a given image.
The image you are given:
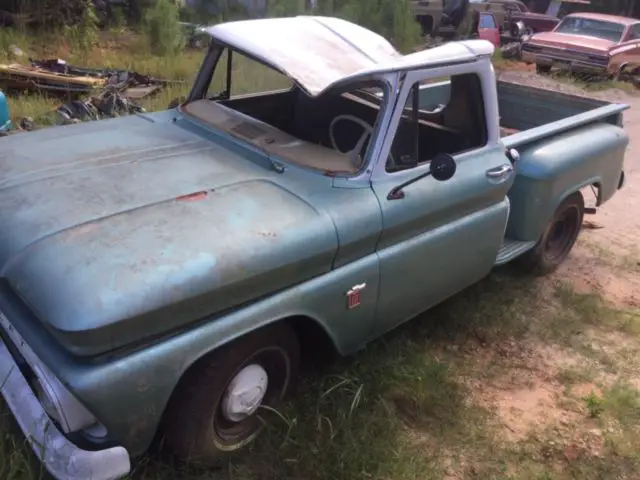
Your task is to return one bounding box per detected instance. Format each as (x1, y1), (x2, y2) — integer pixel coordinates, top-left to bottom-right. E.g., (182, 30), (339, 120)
(268, 0), (307, 17)
(1, 0), (90, 28)
(584, 391), (605, 418)
(4, 0), (422, 54)
(144, 0), (185, 56)
(65, 0), (99, 51)
(267, 0), (422, 53)
(332, 0), (422, 53)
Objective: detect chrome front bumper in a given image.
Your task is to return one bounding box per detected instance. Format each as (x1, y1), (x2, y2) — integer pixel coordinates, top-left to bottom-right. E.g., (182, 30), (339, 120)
(0, 334), (131, 480)
(522, 51), (609, 74)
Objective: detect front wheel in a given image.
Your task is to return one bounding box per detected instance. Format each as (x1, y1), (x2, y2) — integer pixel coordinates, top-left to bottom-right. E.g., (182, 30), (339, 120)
(162, 323), (300, 465)
(516, 191), (584, 276)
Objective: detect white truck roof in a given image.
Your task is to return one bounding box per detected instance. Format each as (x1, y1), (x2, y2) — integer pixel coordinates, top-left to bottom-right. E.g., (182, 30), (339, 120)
(205, 16), (495, 97)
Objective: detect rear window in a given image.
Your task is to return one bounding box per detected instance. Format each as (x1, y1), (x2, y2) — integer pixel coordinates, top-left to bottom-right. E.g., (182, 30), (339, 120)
(555, 17), (626, 42)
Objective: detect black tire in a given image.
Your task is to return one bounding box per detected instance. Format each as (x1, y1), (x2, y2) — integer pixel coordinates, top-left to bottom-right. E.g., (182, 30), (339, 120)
(162, 322), (300, 465)
(516, 191), (584, 276)
(536, 64), (552, 75)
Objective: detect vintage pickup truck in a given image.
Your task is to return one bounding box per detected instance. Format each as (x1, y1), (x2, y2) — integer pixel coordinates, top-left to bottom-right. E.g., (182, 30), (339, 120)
(0, 15), (630, 480)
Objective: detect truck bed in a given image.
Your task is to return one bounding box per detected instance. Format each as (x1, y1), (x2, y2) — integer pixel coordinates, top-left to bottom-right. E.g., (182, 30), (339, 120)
(496, 81), (629, 258)
(496, 81), (627, 148)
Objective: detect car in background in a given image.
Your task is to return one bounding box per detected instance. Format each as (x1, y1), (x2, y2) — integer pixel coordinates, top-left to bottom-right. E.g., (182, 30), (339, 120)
(478, 11), (501, 47)
(498, 0), (560, 33)
(471, 0), (560, 34)
(521, 12), (640, 81)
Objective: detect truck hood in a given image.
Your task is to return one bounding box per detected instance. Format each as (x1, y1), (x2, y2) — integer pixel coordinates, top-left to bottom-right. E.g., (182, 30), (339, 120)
(528, 31), (615, 53)
(0, 114), (338, 356)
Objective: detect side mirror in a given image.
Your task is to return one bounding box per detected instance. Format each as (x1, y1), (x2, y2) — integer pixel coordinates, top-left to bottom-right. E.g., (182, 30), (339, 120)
(387, 153), (457, 200)
(430, 153), (457, 181)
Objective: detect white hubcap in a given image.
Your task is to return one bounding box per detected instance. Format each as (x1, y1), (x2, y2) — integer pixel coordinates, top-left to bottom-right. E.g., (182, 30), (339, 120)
(221, 364), (269, 422)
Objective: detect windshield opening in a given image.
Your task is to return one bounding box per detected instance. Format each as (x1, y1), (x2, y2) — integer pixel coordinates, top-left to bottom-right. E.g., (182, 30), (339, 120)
(182, 43), (389, 176)
(555, 17), (626, 42)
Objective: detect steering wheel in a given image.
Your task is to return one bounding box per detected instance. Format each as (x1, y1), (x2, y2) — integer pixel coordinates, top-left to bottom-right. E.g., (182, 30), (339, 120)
(329, 115), (397, 171)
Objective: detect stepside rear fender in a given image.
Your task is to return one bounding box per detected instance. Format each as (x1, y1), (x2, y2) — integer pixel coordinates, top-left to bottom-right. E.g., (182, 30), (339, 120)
(504, 121), (628, 242)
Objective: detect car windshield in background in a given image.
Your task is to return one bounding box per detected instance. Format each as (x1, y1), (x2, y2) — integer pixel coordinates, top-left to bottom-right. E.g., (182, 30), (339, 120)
(479, 13), (496, 29)
(555, 17), (625, 42)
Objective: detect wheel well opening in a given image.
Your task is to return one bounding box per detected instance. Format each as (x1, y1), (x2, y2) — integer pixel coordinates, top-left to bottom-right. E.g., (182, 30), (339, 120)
(591, 182), (602, 206)
(158, 317), (338, 443)
(286, 316), (338, 368)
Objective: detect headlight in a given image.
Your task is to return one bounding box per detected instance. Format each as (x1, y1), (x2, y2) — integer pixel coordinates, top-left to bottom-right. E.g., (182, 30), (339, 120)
(0, 309), (106, 436)
(32, 363), (98, 433)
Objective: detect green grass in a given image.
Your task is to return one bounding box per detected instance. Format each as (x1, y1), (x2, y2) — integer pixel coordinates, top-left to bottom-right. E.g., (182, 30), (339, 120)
(548, 71), (636, 93)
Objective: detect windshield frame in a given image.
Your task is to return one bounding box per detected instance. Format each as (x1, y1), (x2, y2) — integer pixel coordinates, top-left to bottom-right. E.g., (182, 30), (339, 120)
(182, 38), (394, 179)
(554, 16), (627, 43)
(187, 40), (295, 104)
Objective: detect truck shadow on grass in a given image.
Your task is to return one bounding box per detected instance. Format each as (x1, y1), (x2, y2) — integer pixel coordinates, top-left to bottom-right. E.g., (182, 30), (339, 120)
(2, 263), (639, 480)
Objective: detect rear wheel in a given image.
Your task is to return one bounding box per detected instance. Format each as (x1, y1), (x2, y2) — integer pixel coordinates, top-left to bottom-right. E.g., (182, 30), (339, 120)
(163, 323), (300, 465)
(516, 191), (584, 276)
(620, 67), (640, 89)
(536, 63), (552, 75)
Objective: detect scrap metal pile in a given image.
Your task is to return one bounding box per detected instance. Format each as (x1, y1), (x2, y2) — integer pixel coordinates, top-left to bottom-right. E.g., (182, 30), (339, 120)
(0, 56), (179, 133)
(0, 57), (172, 98)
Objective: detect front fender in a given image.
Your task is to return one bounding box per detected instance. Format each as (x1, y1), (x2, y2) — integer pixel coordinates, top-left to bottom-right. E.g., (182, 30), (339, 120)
(505, 122), (628, 242)
(1, 252), (380, 457)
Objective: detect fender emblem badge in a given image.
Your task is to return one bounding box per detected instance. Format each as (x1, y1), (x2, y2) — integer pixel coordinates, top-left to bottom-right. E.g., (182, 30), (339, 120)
(346, 283), (366, 310)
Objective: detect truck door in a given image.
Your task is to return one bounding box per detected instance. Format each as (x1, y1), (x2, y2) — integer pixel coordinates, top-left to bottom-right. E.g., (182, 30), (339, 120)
(478, 12), (501, 47)
(369, 65), (514, 338)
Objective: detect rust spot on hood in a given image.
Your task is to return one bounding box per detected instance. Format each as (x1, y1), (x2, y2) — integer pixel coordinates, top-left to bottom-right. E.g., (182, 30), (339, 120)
(176, 191), (209, 202)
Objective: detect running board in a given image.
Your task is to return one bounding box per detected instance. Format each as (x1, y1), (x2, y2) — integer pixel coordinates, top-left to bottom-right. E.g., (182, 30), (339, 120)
(495, 238), (537, 265)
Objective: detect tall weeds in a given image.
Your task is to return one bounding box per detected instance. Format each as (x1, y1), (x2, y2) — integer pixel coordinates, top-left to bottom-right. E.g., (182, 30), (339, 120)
(144, 0), (185, 56)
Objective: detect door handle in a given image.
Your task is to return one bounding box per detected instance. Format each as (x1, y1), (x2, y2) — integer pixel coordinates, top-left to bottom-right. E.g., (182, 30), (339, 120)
(486, 163), (514, 180)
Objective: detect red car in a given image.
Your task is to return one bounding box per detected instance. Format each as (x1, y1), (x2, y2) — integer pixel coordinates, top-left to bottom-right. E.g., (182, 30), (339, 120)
(478, 11), (501, 47)
(500, 0), (560, 34)
(522, 12), (640, 78)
